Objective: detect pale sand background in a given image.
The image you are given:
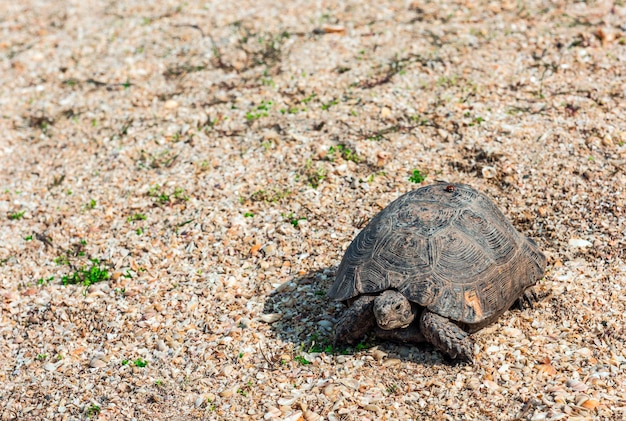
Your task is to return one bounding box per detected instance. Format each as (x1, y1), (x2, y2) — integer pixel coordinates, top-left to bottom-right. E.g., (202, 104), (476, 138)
(0, 1), (625, 419)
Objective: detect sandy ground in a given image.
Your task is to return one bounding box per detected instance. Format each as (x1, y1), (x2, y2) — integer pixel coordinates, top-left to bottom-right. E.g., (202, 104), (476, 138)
(1, 0), (625, 420)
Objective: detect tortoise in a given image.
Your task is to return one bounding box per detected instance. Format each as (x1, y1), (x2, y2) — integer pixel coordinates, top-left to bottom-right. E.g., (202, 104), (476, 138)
(328, 182), (546, 361)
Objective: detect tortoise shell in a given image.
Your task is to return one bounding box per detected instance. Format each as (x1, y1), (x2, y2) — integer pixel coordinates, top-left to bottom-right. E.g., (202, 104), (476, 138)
(329, 183), (546, 326)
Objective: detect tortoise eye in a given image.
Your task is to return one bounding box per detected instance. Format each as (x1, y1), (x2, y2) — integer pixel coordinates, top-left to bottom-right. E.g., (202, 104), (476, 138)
(445, 185), (455, 192)
(394, 303), (402, 311)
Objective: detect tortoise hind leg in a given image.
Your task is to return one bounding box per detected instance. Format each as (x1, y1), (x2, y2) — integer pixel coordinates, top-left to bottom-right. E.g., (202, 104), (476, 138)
(420, 310), (473, 362)
(334, 296), (376, 345)
(515, 287), (539, 310)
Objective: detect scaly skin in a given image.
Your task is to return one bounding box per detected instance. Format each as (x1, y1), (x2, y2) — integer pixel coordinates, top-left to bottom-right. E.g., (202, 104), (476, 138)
(372, 290), (416, 330)
(420, 310), (473, 362)
(334, 295), (376, 344)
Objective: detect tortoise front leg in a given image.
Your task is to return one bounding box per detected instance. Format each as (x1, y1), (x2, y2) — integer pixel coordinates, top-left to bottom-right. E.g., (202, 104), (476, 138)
(420, 310), (473, 362)
(334, 296), (376, 345)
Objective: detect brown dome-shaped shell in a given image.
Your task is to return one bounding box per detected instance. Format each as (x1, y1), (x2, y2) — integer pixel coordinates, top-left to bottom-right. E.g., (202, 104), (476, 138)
(329, 183), (546, 325)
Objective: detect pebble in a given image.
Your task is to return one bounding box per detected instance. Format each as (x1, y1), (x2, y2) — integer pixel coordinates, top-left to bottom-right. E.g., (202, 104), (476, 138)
(44, 362), (61, 372)
(282, 411), (303, 421)
(481, 166), (497, 178)
(277, 396), (298, 406)
(317, 320), (333, 329)
(370, 349), (387, 362)
(503, 327), (523, 337)
(568, 238), (592, 248)
(566, 379), (588, 392)
(338, 378), (359, 390)
(89, 357), (107, 368)
(259, 313), (283, 323)
(264, 406), (281, 420)
(164, 100), (178, 109)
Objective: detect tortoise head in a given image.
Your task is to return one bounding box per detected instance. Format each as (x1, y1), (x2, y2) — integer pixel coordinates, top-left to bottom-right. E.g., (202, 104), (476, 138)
(373, 290), (415, 330)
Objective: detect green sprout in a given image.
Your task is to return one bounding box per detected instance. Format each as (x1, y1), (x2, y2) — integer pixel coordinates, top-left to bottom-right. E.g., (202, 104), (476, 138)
(408, 169), (426, 183)
(61, 259), (109, 289)
(283, 213), (306, 227)
(127, 213), (147, 222)
(133, 358), (147, 367)
(321, 98), (339, 110)
(173, 187), (189, 201)
(328, 144), (360, 163)
(294, 355), (312, 365)
(8, 211), (25, 220)
(86, 404), (101, 418)
(246, 100), (273, 121)
(37, 276), (54, 286)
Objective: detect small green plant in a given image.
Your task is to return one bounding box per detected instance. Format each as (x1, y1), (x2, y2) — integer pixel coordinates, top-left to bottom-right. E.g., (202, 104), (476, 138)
(243, 212), (254, 217)
(301, 93), (317, 104)
(24, 235), (33, 241)
(306, 334), (334, 353)
(173, 187), (189, 201)
(328, 144), (360, 163)
(321, 98), (339, 110)
(283, 213), (306, 227)
(86, 199), (96, 209)
(136, 228), (144, 235)
(8, 211), (25, 220)
(250, 188), (290, 202)
(127, 213), (146, 222)
(355, 342), (369, 351)
(54, 255), (70, 266)
(61, 259), (109, 289)
(36, 353), (48, 361)
(409, 114), (430, 125)
(121, 359), (130, 365)
(133, 358), (147, 367)
(246, 100), (273, 121)
(386, 384), (399, 394)
(147, 185), (187, 204)
(436, 74), (459, 87)
(299, 160), (327, 189)
(86, 404), (101, 418)
(37, 276), (54, 286)
(207, 398), (216, 411)
(294, 355), (312, 365)
(279, 107), (301, 115)
(408, 169), (426, 183)
(155, 380), (163, 386)
(148, 184), (162, 197)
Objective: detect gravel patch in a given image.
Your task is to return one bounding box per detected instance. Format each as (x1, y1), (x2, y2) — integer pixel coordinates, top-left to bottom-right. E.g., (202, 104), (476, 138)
(1, 0), (625, 419)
